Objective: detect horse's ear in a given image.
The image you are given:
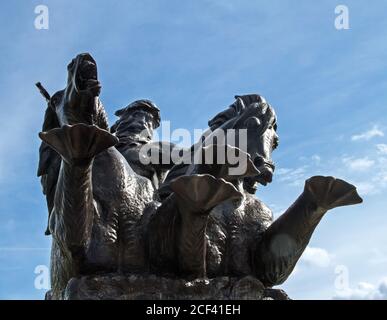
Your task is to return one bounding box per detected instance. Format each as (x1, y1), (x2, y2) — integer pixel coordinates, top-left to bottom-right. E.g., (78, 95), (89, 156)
(115, 108), (126, 117)
(67, 58), (75, 71)
(235, 97), (247, 113)
(234, 94), (264, 107)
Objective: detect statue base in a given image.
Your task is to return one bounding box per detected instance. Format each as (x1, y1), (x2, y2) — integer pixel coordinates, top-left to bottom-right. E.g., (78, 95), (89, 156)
(47, 274), (290, 300)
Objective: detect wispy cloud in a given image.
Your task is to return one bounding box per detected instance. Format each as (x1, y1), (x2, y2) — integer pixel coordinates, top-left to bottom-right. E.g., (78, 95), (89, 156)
(376, 144), (387, 154)
(340, 155), (387, 195)
(300, 247), (332, 268)
(333, 278), (387, 300)
(351, 125), (384, 141)
(1, 0), (387, 301)
(355, 168), (387, 196)
(370, 248), (387, 265)
(275, 149), (387, 198)
(342, 157), (375, 171)
(311, 154), (321, 165)
(276, 166), (308, 187)
(355, 182), (378, 196)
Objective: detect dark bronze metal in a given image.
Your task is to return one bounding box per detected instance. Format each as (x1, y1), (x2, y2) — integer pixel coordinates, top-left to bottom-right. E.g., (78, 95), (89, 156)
(37, 53), (363, 300)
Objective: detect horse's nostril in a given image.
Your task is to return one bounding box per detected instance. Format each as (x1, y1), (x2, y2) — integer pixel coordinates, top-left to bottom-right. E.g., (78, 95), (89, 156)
(261, 167), (273, 183)
(264, 171), (273, 182)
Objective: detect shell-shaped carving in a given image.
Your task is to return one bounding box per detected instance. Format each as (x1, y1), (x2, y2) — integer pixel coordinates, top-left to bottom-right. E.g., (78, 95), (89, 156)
(170, 174), (243, 212)
(305, 176), (363, 210)
(39, 124), (118, 164)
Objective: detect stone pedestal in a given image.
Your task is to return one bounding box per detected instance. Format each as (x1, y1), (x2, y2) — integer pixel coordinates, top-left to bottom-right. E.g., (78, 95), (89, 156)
(47, 274), (290, 300)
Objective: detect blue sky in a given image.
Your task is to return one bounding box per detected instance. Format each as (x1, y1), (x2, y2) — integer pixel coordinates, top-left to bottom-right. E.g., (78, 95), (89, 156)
(0, 0), (386, 299)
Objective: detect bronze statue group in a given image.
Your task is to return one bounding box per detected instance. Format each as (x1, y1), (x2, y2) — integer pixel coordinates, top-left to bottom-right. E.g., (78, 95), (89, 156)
(37, 53), (362, 300)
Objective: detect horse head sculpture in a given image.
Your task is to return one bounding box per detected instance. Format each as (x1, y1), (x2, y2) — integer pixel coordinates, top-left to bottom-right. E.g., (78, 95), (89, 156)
(205, 94), (279, 193)
(148, 94), (363, 287)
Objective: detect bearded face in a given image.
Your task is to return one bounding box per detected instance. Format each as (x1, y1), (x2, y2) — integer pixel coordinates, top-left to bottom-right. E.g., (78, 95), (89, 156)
(115, 109), (155, 142)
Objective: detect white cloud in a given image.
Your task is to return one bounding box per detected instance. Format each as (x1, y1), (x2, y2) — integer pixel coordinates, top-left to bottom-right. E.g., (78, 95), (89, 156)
(376, 144), (387, 154)
(311, 154), (321, 165)
(276, 166), (307, 187)
(275, 152), (386, 198)
(276, 168), (292, 176)
(351, 125), (384, 141)
(299, 154), (321, 165)
(342, 157), (375, 171)
(333, 278), (387, 300)
(370, 248), (387, 265)
(300, 246), (332, 268)
(355, 181), (378, 196)
(348, 159), (387, 196)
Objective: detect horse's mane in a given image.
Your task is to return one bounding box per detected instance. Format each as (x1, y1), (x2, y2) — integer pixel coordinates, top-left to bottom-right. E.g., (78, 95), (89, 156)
(208, 94), (277, 132)
(94, 98), (110, 131)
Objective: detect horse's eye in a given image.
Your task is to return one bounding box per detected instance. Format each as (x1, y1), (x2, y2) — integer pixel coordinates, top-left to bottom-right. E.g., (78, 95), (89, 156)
(245, 117), (261, 128)
(273, 137), (279, 149)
